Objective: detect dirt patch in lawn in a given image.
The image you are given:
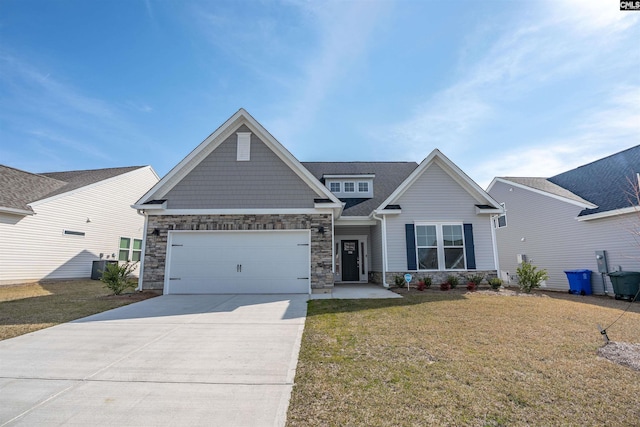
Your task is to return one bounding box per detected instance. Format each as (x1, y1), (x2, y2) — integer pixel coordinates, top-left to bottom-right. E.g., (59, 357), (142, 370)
(598, 341), (640, 371)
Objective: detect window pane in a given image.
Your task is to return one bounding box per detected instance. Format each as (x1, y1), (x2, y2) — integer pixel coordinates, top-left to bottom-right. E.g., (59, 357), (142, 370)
(118, 249), (129, 261)
(418, 248), (438, 269)
(344, 182), (355, 192)
(445, 248), (465, 269)
(358, 182), (368, 192)
(416, 225), (437, 247)
(119, 237), (131, 249)
(133, 239), (142, 250)
(131, 251), (141, 262)
(330, 182), (340, 192)
(497, 215), (507, 228)
(442, 225), (463, 246)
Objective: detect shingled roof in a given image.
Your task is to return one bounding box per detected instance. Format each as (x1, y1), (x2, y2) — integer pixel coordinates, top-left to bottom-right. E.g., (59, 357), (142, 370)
(499, 177), (595, 206)
(548, 145), (640, 216)
(302, 162), (418, 216)
(0, 165), (146, 215)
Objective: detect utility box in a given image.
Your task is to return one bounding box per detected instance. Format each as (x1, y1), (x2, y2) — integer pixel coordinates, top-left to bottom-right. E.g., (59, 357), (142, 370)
(91, 260), (118, 280)
(595, 250), (608, 274)
(516, 254), (527, 264)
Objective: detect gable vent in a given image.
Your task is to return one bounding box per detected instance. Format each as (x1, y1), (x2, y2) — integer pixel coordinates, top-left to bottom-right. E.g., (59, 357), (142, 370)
(237, 132), (251, 161)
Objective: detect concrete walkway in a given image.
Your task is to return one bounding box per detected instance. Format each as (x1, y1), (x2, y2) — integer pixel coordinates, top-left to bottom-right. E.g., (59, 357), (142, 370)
(0, 294), (308, 427)
(310, 284), (402, 300)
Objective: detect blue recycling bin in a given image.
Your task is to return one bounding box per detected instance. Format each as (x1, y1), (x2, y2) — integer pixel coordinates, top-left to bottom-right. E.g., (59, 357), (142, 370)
(564, 270), (592, 295)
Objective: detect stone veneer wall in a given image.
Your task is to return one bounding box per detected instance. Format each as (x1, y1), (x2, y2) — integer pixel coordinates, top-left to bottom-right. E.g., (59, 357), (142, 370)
(369, 270), (498, 286)
(142, 214), (333, 292)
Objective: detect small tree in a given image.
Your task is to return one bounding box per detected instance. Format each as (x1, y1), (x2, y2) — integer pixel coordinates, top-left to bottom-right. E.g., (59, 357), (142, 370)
(101, 262), (137, 295)
(516, 261), (548, 293)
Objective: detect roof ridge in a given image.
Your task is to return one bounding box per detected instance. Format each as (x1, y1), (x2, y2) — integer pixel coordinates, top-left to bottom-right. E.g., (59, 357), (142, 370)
(0, 164), (67, 183)
(40, 165), (146, 175)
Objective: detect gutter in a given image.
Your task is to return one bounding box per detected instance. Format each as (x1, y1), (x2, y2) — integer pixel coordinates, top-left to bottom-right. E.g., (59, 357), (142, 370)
(135, 209), (148, 292)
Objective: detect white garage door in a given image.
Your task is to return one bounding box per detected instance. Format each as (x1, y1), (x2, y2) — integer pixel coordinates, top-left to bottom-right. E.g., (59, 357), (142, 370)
(165, 231), (310, 294)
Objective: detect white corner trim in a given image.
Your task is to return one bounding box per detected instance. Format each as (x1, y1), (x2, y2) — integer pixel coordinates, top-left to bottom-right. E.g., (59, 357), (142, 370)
(576, 206), (639, 221)
(490, 177), (598, 209)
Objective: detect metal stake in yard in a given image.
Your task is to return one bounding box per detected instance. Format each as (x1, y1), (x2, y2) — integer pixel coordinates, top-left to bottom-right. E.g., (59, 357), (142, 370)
(597, 324), (610, 344)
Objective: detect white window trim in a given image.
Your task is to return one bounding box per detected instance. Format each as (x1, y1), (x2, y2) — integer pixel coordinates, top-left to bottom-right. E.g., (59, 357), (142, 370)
(344, 182), (355, 193)
(119, 237), (142, 262)
(330, 182), (341, 192)
(414, 222), (467, 271)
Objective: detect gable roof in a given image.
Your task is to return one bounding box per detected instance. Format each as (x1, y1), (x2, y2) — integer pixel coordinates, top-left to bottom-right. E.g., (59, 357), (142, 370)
(0, 165), (148, 215)
(489, 145), (640, 217)
(302, 162), (418, 216)
(548, 145), (640, 216)
(135, 109), (342, 210)
(377, 149), (502, 213)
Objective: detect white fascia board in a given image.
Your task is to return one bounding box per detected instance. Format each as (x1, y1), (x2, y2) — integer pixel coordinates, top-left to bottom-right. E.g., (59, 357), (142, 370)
(145, 208), (336, 216)
(576, 206), (639, 221)
(0, 207), (34, 216)
(323, 174), (376, 179)
(335, 216), (377, 226)
(373, 209), (402, 215)
(31, 166), (156, 207)
(314, 202), (343, 209)
(137, 109), (341, 206)
(492, 177), (598, 209)
(377, 149), (501, 211)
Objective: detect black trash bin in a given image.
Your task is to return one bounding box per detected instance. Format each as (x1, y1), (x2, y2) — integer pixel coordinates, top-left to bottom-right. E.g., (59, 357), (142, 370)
(91, 260), (118, 280)
(607, 271), (640, 301)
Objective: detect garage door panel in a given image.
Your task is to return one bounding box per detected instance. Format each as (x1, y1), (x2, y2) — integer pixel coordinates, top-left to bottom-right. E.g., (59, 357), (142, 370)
(166, 231), (310, 294)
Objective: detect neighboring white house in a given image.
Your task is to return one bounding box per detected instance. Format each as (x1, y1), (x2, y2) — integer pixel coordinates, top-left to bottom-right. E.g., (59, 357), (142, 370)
(487, 145), (640, 295)
(0, 165), (159, 285)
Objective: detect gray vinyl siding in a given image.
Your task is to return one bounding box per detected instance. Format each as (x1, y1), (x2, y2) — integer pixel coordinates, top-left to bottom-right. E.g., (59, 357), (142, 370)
(370, 223), (383, 271)
(489, 180), (640, 294)
(164, 126), (317, 209)
(386, 163), (496, 272)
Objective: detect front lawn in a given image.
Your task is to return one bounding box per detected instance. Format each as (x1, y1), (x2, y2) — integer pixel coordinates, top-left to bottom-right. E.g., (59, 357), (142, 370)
(287, 291), (640, 426)
(0, 280), (159, 341)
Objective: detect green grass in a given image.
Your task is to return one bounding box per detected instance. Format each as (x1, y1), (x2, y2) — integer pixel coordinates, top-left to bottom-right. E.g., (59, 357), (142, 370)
(0, 280), (159, 340)
(287, 291), (640, 426)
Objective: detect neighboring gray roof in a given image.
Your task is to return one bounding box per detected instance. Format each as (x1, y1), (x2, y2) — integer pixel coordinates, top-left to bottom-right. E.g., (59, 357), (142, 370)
(548, 145), (640, 216)
(0, 165), (146, 214)
(302, 162), (418, 216)
(500, 177), (595, 206)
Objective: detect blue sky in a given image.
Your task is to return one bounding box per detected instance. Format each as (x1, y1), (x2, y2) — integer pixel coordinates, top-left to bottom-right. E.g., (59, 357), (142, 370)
(1, 0), (638, 188)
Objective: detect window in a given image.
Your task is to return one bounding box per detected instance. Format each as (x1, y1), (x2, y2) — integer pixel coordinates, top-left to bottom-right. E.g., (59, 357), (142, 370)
(358, 182), (369, 192)
(415, 224), (465, 270)
(494, 203), (507, 228)
(119, 237), (142, 262)
(330, 182), (341, 192)
(344, 182), (355, 192)
(63, 230), (85, 237)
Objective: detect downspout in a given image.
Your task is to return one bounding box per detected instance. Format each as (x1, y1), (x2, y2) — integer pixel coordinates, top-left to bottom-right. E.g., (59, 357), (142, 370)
(490, 214), (500, 279)
(136, 209), (148, 291)
(372, 211), (389, 287)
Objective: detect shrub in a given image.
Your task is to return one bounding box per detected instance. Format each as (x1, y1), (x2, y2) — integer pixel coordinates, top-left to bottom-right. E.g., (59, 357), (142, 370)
(101, 262), (137, 295)
(417, 280), (426, 291)
(467, 274), (484, 286)
(422, 277), (432, 289)
(445, 275), (459, 289)
(466, 282), (477, 291)
(488, 277), (503, 290)
(516, 261), (549, 293)
(440, 282), (451, 291)
(394, 275), (405, 288)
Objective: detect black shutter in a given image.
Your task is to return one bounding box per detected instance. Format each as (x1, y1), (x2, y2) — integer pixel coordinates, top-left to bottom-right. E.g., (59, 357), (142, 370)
(463, 223), (476, 270)
(405, 224), (417, 270)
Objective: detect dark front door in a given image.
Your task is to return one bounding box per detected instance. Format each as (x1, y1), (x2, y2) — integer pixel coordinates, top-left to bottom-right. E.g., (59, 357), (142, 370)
(341, 240), (359, 281)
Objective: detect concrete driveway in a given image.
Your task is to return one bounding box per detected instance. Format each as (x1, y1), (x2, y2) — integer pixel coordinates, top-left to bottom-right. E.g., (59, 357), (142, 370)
(0, 294), (308, 426)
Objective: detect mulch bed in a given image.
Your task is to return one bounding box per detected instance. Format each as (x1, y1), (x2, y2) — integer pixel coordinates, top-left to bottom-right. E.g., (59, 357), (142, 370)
(98, 290), (161, 302)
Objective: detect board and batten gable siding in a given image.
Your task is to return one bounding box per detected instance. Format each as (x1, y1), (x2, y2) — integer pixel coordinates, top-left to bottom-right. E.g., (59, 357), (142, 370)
(489, 180), (640, 294)
(385, 162), (496, 272)
(163, 125), (318, 209)
(0, 167), (158, 285)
